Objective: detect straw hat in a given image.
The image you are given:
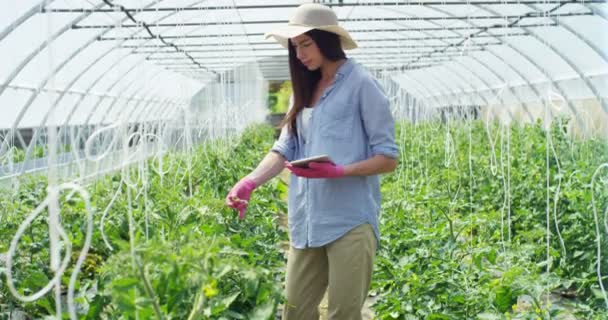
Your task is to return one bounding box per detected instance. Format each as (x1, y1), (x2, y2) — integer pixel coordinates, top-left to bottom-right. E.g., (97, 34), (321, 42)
(264, 3), (358, 50)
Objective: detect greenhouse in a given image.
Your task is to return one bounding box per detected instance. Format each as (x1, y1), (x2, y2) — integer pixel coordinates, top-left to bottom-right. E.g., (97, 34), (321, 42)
(1, 0), (607, 319)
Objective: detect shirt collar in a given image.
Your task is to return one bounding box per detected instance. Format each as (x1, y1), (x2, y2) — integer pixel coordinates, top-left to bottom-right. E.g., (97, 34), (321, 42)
(334, 58), (354, 82)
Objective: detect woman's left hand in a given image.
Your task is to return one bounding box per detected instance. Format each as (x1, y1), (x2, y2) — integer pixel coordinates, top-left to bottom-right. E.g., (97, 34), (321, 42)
(284, 161), (345, 179)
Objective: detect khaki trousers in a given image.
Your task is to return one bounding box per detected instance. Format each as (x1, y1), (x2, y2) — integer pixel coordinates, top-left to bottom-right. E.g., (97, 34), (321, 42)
(282, 223), (377, 320)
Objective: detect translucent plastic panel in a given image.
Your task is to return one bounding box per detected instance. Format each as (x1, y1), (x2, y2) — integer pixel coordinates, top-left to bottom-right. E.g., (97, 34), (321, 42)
(45, 0), (101, 10)
(0, 1), (42, 35)
(0, 13), (73, 84)
(406, 67), (451, 98)
(511, 85), (542, 105)
(61, 48), (130, 92)
(45, 93), (82, 127)
(45, 39), (116, 89)
(445, 60), (494, 93)
(563, 16), (608, 59)
(128, 101), (164, 122)
(87, 97), (115, 125)
(391, 75), (429, 100)
(590, 75), (608, 99)
(9, 23), (100, 85)
(107, 98), (141, 123)
(551, 78), (595, 101)
(66, 94), (100, 126)
(0, 88), (32, 129)
(456, 54), (504, 88)
(490, 43), (548, 84)
(109, 68), (163, 98)
(17, 91), (59, 128)
(534, 25), (607, 74)
(431, 65), (485, 97)
(88, 56), (152, 94)
(471, 48), (528, 86)
(506, 32), (581, 80)
(239, 6), (298, 23)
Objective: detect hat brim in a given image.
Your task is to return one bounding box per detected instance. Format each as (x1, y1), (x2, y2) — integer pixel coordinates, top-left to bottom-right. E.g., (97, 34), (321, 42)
(265, 24), (358, 50)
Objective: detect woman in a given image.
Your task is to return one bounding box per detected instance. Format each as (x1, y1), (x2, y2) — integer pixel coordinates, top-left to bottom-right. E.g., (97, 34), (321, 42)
(225, 3), (398, 319)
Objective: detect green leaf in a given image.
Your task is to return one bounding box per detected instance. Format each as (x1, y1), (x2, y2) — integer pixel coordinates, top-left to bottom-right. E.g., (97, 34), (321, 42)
(112, 277), (139, 290)
(248, 301), (275, 320)
(487, 248), (497, 265)
(493, 286), (514, 313)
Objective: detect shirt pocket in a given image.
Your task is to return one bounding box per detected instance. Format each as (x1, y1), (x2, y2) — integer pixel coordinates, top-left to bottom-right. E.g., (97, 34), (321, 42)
(319, 103), (356, 140)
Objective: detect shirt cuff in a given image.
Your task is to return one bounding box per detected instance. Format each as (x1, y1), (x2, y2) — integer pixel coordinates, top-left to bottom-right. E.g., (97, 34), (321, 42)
(371, 145), (399, 159)
(270, 144), (294, 161)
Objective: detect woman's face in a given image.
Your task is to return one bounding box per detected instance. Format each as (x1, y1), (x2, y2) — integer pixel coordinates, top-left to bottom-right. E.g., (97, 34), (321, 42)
(291, 34), (324, 71)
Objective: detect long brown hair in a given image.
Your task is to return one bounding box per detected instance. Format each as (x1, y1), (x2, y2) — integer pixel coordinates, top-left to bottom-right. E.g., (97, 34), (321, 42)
(280, 29), (346, 137)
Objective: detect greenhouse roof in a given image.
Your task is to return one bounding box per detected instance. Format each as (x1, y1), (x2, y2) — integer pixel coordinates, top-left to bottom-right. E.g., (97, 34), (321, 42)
(1, 0), (607, 129)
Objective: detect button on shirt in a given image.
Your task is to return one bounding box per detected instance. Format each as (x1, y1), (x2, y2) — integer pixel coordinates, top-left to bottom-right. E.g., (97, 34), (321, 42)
(271, 58), (399, 249)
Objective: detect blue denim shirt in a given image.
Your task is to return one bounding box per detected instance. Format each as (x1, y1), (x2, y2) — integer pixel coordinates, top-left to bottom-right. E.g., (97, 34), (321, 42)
(271, 58), (398, 249)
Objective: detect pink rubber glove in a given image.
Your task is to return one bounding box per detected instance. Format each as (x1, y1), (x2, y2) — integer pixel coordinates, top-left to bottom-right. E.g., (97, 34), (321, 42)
(284, 161), (345, 179)
(225, 177), (257, 219)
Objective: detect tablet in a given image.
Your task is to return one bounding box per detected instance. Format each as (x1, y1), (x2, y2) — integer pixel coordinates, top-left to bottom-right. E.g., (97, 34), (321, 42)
(289, 155), (334, 168)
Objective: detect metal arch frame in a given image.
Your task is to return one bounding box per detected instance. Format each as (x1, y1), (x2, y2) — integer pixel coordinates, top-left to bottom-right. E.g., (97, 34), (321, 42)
(422, 65), (488, 110)
(582, 3), (608, 65)
(55, 0), (215, 145)
(357, 51), (466, 106)
(372, 5), (528, 121)
(383, 5), (537, 121)
(2, 0), (605, 147)
(12, 35), (110, 161)
(0, 1), (57, 42)
(96, 69), (167, 126)
(58, 52), (135, 129)
(473, 4), (603, 125)
(444, 58), (519, 119)
(115, 74), (172, 123)
(0, 2), (105, 99)
(140, 97), (184, 123)
(136, 98), (176, 123)
(455, 55), (535, 122)
(491, 4), (608, 116)
(33, 0), (171, 147)
(50, 56), (154, 162)
(431, 59), (498, 110)
(421, 4), (583, 126)
(125, 74), (207, 124)
(82, 66), (156, 127)
(0, 2), (106, 149)
(128, 0), (521, 102)
(136, 97), (177, 122)
(34, 0), (176, 131)
(42, 1), (608, 13)
(2, 0), (209, 154)
(105, 68), (192, 126)
(375, 60), (457, 100)
(2, 2), (173, 156)
(448, 59), (517, 118)
(127, 1), (608, 111)
(392, 72), (444, 107)
(441, 62), (516, 120)
(60, 55), (146, 148)
(74, 0), (229, 128)
(534, 2), (608, 111)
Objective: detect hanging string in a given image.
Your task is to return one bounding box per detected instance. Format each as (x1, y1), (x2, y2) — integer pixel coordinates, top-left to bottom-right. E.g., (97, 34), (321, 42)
(591, 163), (608, 309)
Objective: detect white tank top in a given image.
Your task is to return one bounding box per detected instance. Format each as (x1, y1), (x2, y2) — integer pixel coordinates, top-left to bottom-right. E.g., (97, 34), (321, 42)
(300, 107), (313, 141)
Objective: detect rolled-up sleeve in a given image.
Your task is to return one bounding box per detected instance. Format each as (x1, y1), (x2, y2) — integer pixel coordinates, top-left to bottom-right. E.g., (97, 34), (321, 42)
(271, 94), (297, 160)
(359, 77), (399, 159)
(270, 124), (296, 161)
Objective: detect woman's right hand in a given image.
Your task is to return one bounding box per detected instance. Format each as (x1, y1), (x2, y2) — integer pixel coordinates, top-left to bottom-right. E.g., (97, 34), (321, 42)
(225, 177), (257, 219)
